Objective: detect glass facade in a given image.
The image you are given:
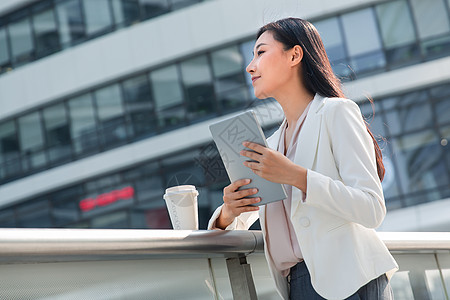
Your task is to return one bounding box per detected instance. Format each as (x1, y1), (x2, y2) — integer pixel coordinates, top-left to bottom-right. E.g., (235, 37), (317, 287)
(0, 0), (205, 74)
(340, 8), (385, 75)
(2, 0), (450, 185)
(0, 119), (276, 229)
(0, 0), (449, 75)
(1, 83), (449, 229)
(314, 0), (450, 77)
(0, 0), (450, 229)
(358, 85), (450, 211)
(0, 37), (254, 185)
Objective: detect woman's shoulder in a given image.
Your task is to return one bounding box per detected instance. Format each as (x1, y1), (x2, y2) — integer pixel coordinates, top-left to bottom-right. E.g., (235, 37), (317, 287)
(319, 96), (361, 116)
(321, 96), (358, 108)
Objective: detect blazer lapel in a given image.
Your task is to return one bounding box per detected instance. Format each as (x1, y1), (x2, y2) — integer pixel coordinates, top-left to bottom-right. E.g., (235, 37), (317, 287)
(291, 94), (324, 216)
(265, 94), (325, 217)
(293, 94), (324, 170)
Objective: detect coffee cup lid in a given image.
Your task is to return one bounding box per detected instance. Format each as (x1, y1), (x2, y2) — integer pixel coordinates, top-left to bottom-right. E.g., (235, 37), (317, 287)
(165, 185), (197, 194)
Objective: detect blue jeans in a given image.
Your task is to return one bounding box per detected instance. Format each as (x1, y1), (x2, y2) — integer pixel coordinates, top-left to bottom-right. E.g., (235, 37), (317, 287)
(289, 261), (394, 299)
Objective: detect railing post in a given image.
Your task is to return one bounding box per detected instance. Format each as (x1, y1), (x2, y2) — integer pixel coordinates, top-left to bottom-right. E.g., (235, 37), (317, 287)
(226, 254), (258, 300)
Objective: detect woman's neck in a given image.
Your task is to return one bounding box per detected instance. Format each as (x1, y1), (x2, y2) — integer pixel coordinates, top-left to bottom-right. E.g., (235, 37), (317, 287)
(275, 84), (314, 128)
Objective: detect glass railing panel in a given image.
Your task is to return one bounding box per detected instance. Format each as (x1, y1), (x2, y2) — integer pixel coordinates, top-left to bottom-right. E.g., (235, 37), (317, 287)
(0, 258), (217, 300)
(436, 253), (450, 298)
(391, 253), (448, 300)
(209, 255), (280, 300)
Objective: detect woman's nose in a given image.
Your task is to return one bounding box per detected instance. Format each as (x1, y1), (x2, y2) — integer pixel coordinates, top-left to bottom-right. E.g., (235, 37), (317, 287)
(246, 60), (255, 74)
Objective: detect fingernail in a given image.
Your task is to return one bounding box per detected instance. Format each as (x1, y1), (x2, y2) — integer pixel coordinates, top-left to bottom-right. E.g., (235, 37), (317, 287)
(246, 179), (251, 183)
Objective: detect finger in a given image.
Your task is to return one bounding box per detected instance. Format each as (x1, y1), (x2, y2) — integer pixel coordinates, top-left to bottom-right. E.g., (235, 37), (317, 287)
(240, 205), (260, 213)
(224, 179), (251, 194)
(240, 150), (261, 161)
(243, 161), (261, 171)
(243, 141), (266, 153)
(237, 197), (261, 207)
(227, 188), (258, 201)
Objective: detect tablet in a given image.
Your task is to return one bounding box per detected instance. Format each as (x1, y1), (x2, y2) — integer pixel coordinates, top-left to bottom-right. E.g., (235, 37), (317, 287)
(209, 110), (287, 206)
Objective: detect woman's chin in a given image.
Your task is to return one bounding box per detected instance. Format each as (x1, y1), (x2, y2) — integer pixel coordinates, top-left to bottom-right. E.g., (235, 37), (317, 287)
(253, 91), (268, 99)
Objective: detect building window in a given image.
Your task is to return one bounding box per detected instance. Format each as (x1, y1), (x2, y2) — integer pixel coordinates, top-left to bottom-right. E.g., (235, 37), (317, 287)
(91, 211), (128, 228)
(68, 93), (99, 155)
(8, 12), (34, 66)
(139, 0), (170, 19)
(431, 84), (450, 125)
(383, 91), (432, 136)
(375, 0), (419, 66)
(130, 205), (171, 229)
(56, 0), (86, 47)
(111, 0), (141, 27)
(170, 0), (200, 10)
(239, 40), (257, 99)
(16, 197), (52, 228)
(122, 75), (157, 139)
(0, 209), (16, 228)
(150, 65), (186, 130)
(211, 45), (249, 113)
(18, 112), (47, 173)
(132, 168), (163, 204)
(390, 130), (448, 206)
(32, 3), (60, 58)
(94, 84), (129, 148)
(43, 103), (72, 164)
(341, 8), (386, 75)
(180, 55), (216, 122)
(314, 17), (349, 78)
(0, 26), (10, 71)
(410, 0), (450, 58)
(0, 121), (21, 180)
(51, 185), (83, 226)
(81, 0), (114, 36)
(441, 125), (450, 176)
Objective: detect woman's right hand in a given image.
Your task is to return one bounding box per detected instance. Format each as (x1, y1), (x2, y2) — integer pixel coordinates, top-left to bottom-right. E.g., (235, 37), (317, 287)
(217, 179), (261, 229)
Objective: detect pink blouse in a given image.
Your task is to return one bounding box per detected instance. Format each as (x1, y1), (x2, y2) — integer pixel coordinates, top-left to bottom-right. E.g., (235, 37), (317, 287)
(265, 101), (311, 277)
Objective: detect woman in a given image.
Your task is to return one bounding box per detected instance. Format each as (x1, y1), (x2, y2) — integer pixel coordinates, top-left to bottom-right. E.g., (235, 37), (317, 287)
(207, 18), (398, 299)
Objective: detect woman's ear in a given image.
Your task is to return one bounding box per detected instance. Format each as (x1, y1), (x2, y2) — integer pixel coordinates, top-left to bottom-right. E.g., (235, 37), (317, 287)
(290, 45), (303, 67)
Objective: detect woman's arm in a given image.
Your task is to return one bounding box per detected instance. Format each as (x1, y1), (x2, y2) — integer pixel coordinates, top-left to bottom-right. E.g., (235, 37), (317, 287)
(241, 99), (385, 229)
(303, 100), (385, 228)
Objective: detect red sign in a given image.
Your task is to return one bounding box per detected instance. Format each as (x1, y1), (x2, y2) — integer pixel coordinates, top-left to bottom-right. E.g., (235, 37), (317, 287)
(79, 186), (134, 212)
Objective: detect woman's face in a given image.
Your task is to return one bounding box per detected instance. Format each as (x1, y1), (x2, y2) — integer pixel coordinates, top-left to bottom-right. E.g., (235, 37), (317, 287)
(246, 31), (295, 99)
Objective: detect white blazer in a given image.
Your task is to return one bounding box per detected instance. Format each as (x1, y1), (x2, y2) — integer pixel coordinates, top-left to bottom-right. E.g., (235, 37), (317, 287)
(208, 94), (398, 300)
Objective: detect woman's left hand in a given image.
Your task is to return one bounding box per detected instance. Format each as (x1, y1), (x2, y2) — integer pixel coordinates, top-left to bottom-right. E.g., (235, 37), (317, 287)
(240, 141), (306, 189)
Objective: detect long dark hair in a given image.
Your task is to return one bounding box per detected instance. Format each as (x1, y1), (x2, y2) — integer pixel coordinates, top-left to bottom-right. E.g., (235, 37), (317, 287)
(257, 18), (385, 181)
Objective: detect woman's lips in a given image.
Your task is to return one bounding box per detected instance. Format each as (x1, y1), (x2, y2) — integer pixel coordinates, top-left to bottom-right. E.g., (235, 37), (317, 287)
(252, 76), (260, 83)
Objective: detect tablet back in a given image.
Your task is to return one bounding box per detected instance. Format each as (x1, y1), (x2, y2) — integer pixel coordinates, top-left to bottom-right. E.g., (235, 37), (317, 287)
(209, 110), (286, 206)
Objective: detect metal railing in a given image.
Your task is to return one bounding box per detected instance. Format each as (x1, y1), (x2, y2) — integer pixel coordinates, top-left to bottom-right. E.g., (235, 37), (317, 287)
(0, 229), (449, 299)
(378, 232), (450, 252)
(0, 229), (262, 262)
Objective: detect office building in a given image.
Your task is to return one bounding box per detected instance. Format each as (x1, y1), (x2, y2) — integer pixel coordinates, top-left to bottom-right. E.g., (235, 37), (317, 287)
(0, 0), (449, 231)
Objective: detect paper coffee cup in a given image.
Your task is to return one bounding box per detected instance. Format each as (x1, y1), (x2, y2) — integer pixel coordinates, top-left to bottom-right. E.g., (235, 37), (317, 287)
(163, 185), (199, 230)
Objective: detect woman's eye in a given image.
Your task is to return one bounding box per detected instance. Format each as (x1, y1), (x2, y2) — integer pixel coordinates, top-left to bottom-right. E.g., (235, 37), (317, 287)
(257, 51), (265, 56)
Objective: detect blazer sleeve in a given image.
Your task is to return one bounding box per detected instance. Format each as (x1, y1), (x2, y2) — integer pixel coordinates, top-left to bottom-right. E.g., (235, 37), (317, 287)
(207, 204), (260, 230)
(304, 99), (386, 228)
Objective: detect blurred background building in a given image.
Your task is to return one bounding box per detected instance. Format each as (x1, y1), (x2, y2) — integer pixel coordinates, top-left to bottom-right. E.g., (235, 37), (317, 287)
(0, 0), (449, 231)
